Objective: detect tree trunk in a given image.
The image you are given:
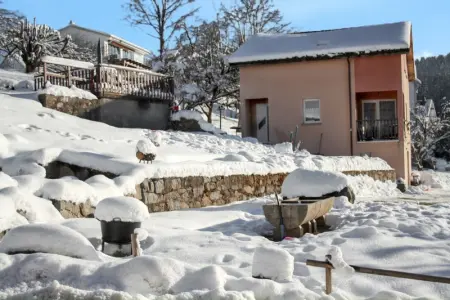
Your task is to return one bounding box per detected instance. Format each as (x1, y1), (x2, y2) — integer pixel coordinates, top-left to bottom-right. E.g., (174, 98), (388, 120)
(25, 63), (36, 73)
(207, 107), (213, 123)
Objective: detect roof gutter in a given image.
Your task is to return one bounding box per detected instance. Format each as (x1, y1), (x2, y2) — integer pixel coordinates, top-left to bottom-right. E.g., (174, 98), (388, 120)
(347, 57), (354, 156)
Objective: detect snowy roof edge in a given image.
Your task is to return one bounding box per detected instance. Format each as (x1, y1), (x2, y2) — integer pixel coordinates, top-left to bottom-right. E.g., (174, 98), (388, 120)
(228, 21), (412, 65)
(59, 24), (151, 55)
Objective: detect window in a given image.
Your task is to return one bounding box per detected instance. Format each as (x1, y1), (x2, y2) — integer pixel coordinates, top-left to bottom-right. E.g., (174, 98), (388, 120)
(303, 99), (321, 123)
(362, 100), (396, 120)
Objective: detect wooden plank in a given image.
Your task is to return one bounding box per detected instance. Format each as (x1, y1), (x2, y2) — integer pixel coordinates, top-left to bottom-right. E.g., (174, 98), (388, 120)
(67, 66), (71, 87)
(306, 260), (450, 285)
(131, 233), (139, 257)
(325, 267), (332, 294)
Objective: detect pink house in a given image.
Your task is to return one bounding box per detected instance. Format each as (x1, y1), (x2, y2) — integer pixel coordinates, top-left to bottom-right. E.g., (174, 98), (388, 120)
(228, 21), (415, 181)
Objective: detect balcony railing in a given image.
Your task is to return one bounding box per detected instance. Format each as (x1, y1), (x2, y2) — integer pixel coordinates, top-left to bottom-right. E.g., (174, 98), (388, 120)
(357, 119), (398, 141)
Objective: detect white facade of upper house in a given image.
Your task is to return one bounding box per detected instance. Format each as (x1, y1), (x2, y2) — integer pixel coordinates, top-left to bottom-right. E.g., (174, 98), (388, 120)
(59, 21), (151, 64)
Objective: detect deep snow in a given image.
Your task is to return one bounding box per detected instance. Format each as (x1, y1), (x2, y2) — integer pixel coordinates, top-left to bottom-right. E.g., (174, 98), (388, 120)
(2, 71), (450, 299)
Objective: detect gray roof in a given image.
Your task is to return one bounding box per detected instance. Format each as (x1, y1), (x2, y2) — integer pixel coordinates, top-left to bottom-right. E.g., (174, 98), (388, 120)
(228, 21), (411, 65)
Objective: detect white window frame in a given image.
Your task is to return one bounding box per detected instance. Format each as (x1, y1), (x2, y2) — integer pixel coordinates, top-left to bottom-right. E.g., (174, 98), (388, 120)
(362, 99), (396, 120)
(303, 99), (321, 124)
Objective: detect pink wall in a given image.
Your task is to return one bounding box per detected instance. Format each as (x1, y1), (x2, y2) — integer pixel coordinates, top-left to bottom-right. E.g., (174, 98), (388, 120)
(239, 54), (411, 179)
(240, 59), (351, 156)
(352, 54), (409, 179)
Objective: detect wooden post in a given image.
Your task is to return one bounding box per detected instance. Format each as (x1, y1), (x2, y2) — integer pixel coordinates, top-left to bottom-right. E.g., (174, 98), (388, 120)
(43, 62), (47, 87)
(67, 66), (71, 87)
(131, 233), (139, 257)
(325, 267), (332, 294)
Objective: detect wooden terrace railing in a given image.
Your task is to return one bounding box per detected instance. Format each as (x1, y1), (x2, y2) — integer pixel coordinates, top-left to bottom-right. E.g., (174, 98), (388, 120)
(34, 56), (175, 101)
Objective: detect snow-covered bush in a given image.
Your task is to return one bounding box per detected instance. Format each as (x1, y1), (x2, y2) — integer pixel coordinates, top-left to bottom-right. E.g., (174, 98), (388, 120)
(94, 196), (149, 222)
(0, 223), (100, 260)
(252, 246), (294, 282)
(281, 168), (349, 198)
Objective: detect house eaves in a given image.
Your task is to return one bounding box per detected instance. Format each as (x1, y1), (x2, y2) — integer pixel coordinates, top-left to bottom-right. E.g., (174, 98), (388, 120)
(59, 23), (150, 55)
(228, 21), (412, 66)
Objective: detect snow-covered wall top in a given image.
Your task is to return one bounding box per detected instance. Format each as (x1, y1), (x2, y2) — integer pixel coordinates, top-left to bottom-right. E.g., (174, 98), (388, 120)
(228, 21), (411, 64)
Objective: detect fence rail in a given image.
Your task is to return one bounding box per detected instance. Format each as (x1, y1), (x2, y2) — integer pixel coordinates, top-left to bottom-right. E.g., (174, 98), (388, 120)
(34, 58), (174, 101)
(357, 119), (398, 141)
(306, 259), (450, 295)
(97, 65), (174, 101)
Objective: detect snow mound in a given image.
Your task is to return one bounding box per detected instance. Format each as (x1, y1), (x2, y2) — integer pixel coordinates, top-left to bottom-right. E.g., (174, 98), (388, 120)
(252, 246), (294, 282)
(274, 142), (293, 154)
(0, 187), (63, 224)
(218, 153), (249, 162)
(0, 172), (18, 189)
(14, 80), (34, 90)
(38, 82), (97, 100)
(237, 151), (260, 162)
(0, 224), (100, 260)
(171, 110), (225, 135)
(347, 175), (398, 198)
(85, 175), (122, 201)
(326, 246), (354, 277)
(94, 196), (149, 222)
(106, 255), (187, 295)
(281, 168), (348, 198)
(148, 130), (163, 146)
(171, 265), (228, 293)
(334, 196), (352, 209)
(136, 139), (157, 154)
(295, 154), (392, 172)
(36, 177), (97, 204)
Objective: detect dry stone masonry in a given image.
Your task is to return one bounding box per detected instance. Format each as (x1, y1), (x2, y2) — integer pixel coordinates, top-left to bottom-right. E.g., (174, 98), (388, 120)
(135, 174), (286, 212)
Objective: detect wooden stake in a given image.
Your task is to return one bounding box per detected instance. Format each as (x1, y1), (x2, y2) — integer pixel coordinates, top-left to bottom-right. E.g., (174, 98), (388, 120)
(325, 267), (332, 294)
(131, 233), (139, 257)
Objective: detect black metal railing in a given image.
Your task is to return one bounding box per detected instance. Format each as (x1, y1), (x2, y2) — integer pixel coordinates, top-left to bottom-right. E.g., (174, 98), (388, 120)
(357, 119), (398, 141)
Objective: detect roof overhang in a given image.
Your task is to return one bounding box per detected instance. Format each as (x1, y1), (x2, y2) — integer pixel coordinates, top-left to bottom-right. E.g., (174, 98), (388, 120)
(229, 48), (410, 67)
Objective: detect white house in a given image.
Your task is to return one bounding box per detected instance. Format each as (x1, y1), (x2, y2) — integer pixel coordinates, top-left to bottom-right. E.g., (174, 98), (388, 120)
(59, 21), (151, 64)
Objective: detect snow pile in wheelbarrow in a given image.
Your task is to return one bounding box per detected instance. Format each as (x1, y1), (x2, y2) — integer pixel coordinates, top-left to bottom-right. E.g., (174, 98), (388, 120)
(0, 223), (100, 260)
(281, 168), (348, 198)
(94, 196), (149, 222)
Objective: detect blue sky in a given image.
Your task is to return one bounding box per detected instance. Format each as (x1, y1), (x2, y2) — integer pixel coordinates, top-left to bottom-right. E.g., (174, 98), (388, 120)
(3, 0), (447, 58)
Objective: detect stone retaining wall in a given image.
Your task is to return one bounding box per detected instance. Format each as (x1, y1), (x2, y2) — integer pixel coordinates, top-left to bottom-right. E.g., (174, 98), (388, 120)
(41, 159), (397, 215)
(51, 199), (95, 219)
(135, 174), (287, 212)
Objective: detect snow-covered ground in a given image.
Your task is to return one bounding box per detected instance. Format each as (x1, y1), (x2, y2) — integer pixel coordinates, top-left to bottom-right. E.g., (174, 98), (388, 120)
(2, 69), (450, 299)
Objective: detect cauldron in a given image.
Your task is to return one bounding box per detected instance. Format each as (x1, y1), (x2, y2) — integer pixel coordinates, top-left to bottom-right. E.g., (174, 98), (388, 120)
(100, 217), (141, 251)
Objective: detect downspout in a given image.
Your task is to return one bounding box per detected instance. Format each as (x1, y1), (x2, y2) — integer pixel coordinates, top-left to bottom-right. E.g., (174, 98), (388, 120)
(347, 57), (354, 156)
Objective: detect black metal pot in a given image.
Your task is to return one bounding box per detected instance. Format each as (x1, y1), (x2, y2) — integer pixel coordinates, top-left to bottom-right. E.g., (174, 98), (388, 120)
(100, 218), (141, 244)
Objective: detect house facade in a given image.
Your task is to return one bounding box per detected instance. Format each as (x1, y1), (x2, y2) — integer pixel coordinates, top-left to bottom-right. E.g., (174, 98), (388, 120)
(59, 21), (151, 64)
(229, 22), (415, 180)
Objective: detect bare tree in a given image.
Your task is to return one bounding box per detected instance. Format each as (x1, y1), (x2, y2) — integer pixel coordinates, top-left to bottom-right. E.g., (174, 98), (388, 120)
(220, 0), (290, 47)
(124, 0), (198, 61)
(174, 19), (239, 123)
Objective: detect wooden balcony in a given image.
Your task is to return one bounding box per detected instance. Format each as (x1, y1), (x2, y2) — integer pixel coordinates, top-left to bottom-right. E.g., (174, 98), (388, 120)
(34, 56), (175, 102)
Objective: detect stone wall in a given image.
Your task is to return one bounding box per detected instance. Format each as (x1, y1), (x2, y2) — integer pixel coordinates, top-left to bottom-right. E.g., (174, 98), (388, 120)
(39, 94), (171, 130)
(41, 159), (397, 215)
(51, 199), (94, 219)
(135, 174), (287, 212)
(342, 170), (396, 182)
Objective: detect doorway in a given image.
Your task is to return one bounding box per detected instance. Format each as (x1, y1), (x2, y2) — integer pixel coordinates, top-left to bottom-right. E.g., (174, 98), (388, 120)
(248, 99), (269, 143)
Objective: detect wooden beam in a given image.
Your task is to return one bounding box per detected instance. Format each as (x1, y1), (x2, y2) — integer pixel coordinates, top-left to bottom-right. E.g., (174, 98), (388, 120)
(306, 260), (450, 285)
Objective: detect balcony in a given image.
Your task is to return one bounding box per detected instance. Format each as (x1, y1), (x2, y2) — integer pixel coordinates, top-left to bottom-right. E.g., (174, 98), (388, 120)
(356, 119), (398, 141)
